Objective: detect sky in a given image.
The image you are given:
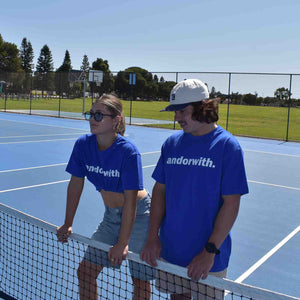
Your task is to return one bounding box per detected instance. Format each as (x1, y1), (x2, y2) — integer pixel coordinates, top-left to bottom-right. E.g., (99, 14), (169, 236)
(2, 0), (300, 97)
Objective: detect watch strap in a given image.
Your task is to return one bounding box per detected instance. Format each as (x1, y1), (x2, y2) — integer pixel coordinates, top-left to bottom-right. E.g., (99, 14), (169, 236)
(205, 242), (220, 255)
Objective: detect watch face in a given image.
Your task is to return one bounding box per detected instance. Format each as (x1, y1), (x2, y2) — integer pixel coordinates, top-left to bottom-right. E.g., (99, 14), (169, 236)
(206, 243), (220, 254)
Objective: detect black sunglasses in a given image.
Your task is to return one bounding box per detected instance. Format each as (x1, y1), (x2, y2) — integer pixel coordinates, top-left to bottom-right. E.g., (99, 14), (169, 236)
(84, 111), (114, 122)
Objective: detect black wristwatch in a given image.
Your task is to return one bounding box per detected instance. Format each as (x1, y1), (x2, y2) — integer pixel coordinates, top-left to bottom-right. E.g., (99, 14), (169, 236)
(205, 242), (220, 255)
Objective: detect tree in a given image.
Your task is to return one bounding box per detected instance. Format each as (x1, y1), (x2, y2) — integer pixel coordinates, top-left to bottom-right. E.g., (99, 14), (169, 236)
(158, 81), (176, 101)
(79, 54), (90, 93)
(57, 50), (72, 72)
(20, 38), (34, 73)
(36, 45), (54, 74)
(35, 45), (54, 96)
(230, 92), (242, 105)
(274, 87), (290, 104)
(91, 58), (114, 95)
(19, 38), (34, 93)
(80, 54), (90, 77)
(56, 50), (72, 96)
(241, 93), (257, 106)
(0, 34), (22, 72)
(115, 66), (157, 100)
(114, 71), (128, 98)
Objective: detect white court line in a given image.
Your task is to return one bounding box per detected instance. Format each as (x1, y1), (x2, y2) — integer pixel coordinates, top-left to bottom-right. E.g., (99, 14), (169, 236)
(244, 149), (300, 158)
(248, 180), (300, 191)
(0, 133), (87, 139)
(0, 165), (299, 191)
(141, 151), (160, 155)
(0, 117), (88, 131)
(142, 164), (157, 168)
(0, 164), (157, 193)
(0, 180), (70, 194)
(0, 152), (160, 173)
(0, 163), (67, 173)
(0, 138), (77, 145)
(235, 225), (300, 283)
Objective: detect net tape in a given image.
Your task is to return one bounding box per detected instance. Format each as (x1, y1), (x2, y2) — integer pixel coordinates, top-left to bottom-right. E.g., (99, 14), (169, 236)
(0, 203), (299, 300)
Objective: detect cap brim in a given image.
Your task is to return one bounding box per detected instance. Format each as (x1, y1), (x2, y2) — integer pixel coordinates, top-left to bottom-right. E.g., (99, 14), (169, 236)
(160, 103), (191, 112)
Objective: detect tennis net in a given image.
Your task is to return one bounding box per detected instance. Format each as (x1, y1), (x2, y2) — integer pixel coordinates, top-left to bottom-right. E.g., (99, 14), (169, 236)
(0, 202), (299, 300)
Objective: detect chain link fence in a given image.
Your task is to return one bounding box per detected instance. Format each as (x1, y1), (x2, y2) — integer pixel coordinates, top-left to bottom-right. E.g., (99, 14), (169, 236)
(0, 71), (299, 142)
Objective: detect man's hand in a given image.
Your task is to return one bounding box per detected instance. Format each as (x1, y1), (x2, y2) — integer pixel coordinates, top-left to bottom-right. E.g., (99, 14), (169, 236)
(140, 237), (161, 267)
(187, 250), (215, 281)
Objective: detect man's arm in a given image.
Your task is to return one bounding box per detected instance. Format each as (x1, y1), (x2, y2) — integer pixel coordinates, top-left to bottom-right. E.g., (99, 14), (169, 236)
(140, 182), (166, 266)
(187, 194), (241, 280)
(207, 194), (241, 249)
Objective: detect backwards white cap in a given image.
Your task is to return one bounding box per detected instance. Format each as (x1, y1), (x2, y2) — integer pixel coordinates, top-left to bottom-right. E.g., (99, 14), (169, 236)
(161, 79), (209, 111)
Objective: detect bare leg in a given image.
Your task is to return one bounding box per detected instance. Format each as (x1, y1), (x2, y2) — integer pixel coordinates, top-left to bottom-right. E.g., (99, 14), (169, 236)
(132, 277), (151, 300)
(77, 260), (103, 300)
(171, 293), (191, 300)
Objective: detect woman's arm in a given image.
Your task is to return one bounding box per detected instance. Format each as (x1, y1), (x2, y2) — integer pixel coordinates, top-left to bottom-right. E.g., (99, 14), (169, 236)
(140, 182), (166, 266)
(56, 175), (85, 242)
(108, 189), (138, 265)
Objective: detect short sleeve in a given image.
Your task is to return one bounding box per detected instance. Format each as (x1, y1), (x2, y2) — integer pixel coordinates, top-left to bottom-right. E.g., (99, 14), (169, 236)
(221, 140), (249, 196)
(152, 145), (166, 184)
(66, 139), (86, 178)
(121, 152), (144, 190)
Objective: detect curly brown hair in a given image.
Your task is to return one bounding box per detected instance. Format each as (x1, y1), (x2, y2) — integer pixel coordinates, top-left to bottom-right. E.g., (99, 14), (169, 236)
(191, 99), (219, 123)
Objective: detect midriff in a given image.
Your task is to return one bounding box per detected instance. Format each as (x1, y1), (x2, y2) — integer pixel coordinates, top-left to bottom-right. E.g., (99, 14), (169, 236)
(100, 189), (147, 207)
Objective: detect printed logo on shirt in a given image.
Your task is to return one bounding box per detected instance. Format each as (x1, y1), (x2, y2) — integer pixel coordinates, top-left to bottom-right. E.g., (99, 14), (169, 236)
(85, 165), (120, 177)
(166, 156), (215, 168)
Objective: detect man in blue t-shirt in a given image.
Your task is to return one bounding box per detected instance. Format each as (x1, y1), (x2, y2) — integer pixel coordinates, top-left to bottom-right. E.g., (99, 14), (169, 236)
(141, 79), (249, 299)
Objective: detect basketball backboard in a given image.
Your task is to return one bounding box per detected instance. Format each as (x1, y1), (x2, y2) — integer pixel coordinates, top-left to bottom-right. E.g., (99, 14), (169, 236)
(89, 70), (103, 83)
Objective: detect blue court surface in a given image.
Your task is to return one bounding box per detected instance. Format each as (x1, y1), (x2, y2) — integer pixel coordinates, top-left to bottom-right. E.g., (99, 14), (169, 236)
(0, 112), (299, 298)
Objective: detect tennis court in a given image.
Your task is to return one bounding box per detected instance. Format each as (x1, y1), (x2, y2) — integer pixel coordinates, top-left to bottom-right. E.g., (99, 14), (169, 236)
(0, 111), (299, 299)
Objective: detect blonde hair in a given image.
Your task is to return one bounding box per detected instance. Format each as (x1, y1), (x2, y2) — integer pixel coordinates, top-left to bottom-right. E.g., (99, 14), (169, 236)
(96, 94), (126, 136)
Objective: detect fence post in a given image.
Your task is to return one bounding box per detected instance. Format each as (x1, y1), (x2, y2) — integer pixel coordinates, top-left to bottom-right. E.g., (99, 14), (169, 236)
(226, 73), (232, 131)
(173, 72), (179, 130)
(4, 89), (7, 112)
(285, 74), (293, 142)
(29, 74), (33, 114)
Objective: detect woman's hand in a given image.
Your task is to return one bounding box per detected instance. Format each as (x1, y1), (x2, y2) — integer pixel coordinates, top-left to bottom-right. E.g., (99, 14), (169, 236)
(56, 224), (72, 243)
(108, 243), (129, 266)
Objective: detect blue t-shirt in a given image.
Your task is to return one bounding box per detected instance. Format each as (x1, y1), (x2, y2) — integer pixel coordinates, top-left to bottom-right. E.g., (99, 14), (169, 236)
(66, 134), (144, 193)
(152, 126), (249, 271)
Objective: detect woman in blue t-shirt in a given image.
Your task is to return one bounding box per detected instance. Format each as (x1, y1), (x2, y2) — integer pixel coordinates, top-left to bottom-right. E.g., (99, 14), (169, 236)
(57, 94), (152, 299)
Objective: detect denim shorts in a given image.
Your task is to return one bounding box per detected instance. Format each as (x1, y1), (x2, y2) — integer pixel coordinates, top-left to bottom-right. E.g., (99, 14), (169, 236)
(84, 192), (154, 281)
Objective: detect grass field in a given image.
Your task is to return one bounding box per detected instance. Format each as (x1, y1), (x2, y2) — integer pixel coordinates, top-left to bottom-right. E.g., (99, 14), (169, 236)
(0, 97), (299, 141)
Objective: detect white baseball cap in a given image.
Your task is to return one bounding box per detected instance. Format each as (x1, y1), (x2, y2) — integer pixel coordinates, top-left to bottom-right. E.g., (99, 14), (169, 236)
(161, 79), (209, 111)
